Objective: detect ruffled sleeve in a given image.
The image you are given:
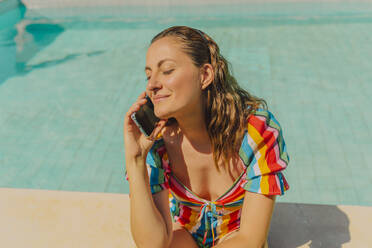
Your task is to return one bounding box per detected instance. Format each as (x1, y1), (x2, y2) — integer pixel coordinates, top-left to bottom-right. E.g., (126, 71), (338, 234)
(240, 108), (290, 195)
(124, 139), (170, 194)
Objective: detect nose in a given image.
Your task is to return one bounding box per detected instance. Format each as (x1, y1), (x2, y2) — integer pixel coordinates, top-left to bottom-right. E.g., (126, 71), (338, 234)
(146, 74), (162, 94)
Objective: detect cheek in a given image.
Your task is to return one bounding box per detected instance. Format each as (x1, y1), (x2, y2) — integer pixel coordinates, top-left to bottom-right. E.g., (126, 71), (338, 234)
(167, 71), (199, 97)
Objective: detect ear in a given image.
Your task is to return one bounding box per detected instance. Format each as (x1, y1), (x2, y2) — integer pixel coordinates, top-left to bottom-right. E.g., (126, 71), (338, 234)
(200, 63), (214, 90)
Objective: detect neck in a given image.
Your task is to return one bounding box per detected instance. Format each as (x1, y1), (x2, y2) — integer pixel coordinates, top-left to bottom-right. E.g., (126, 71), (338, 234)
(173, 106), (211, 151)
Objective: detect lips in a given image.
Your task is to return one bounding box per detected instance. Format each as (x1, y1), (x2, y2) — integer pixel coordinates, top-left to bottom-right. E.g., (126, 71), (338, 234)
(153, 95), (169, 102)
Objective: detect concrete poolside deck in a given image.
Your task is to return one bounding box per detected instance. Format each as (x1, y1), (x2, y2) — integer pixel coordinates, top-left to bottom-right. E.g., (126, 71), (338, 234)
(1, 187), (371, 247)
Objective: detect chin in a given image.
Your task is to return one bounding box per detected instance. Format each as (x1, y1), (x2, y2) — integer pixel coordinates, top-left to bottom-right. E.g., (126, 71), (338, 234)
(154, 97), (183, 120)
(154, 108), (171, 120)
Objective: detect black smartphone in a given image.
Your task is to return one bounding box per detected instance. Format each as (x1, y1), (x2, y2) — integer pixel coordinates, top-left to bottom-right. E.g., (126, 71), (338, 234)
(130, 95), (160, 137)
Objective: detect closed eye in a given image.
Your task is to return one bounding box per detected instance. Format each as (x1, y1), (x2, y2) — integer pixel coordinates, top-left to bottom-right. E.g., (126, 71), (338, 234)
(163, 69), (174, 75)
(145, 69), (174, 81)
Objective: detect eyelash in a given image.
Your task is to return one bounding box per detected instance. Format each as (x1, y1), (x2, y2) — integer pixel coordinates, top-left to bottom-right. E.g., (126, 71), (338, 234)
(146, 69), (174, 81)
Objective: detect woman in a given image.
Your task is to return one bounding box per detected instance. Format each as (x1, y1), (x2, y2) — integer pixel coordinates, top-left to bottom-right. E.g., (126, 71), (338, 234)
(124, 26), (289, 248)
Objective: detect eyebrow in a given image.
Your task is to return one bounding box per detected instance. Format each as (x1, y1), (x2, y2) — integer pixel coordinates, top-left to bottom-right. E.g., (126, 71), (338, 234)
(144, 58), (176, 71)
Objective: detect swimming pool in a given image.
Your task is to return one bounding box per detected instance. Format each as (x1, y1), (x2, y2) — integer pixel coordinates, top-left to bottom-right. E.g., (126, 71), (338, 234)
(1, 0), (372, 206)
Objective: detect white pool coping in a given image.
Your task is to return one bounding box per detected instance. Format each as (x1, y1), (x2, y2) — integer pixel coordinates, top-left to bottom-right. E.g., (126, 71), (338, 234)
(1, 187), (371, 247)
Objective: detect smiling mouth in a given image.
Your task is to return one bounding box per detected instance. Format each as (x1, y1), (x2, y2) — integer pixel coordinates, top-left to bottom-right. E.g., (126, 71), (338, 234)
(154, 96), (169, 102)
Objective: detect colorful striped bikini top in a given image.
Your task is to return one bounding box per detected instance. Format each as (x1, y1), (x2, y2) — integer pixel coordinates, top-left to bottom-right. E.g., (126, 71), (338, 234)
(125, 108), (290, 247)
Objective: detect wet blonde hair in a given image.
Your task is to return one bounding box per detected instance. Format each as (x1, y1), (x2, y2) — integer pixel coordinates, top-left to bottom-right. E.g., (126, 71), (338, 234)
(150, 26), (267, 172)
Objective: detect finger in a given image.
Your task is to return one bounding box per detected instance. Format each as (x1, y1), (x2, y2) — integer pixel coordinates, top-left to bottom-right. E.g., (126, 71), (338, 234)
(157, 119), (167, 126)
(137, 98), (147, 105)
(137, 91), (147, 101)
(125, 105), (138, 118)
(125, 103), (142, 119)
(150, 120), (167, 139)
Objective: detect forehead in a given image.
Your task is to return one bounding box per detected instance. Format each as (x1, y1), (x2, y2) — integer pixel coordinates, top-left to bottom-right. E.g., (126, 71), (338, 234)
(145, 37), (188, 68)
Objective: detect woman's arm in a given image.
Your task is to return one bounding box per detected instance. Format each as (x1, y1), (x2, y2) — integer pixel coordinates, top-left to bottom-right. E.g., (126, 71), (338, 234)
(215, 192), (276, 248)
(126, 156), (171, 248)
(123, 91), (171, 247)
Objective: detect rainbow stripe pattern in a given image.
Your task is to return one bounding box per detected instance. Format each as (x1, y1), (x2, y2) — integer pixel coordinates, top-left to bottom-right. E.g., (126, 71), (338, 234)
(125, 108), (290, 247)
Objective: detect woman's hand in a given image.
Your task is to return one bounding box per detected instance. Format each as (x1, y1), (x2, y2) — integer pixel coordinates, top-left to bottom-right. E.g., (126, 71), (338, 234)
(124, 91), (167, 161)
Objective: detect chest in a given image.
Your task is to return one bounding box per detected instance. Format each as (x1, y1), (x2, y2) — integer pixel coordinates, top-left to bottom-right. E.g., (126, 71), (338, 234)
(164, 140), (245, 202)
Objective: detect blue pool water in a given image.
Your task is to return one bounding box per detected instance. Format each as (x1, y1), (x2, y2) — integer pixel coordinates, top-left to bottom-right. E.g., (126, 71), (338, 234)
(1, 0), (372, 206)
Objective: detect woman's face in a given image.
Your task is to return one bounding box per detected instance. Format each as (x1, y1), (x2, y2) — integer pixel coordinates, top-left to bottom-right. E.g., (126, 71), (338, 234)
(145, 37), (203, 120)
